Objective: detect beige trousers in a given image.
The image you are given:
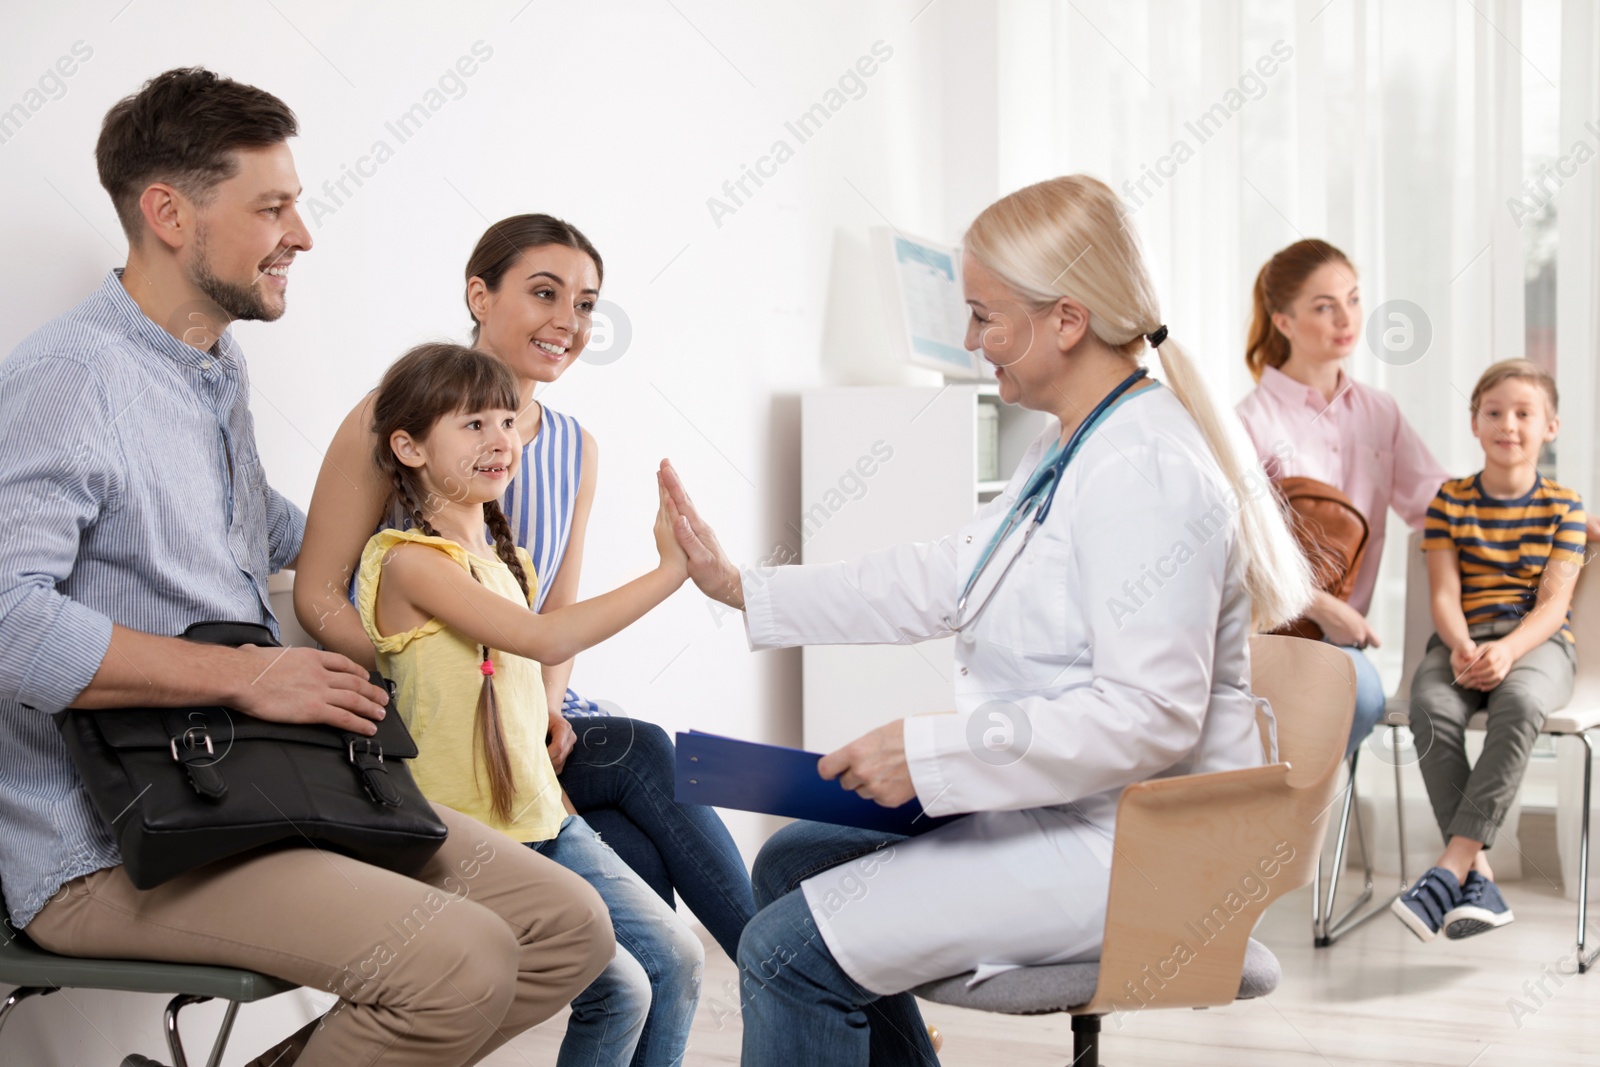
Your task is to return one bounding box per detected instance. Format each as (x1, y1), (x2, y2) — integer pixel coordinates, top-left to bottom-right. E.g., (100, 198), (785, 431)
(26, 803), (613, 1066)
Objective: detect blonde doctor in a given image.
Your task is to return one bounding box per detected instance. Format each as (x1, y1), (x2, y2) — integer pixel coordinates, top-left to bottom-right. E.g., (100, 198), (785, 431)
(658, 175), (1313, 1066)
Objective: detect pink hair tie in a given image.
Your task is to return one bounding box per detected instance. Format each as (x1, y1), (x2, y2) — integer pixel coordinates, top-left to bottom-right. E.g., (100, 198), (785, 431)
(479, 658), (495, 677)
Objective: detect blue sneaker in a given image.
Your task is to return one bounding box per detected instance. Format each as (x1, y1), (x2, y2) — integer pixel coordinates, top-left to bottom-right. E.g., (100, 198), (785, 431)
(1389, 866), (1463, 942)
(1443, 871), (1514, 939)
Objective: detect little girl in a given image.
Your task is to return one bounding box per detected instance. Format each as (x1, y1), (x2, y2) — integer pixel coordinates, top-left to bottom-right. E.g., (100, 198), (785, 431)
(357, 342), (702, 1067)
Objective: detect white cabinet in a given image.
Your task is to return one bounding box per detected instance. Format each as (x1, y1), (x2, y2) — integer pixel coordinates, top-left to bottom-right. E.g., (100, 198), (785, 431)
(799, 384), (1048, 752)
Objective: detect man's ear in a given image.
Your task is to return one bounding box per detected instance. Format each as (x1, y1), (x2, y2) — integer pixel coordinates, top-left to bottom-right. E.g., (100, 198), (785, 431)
(136, 182), (190, 252)
(390, 430), (428, 470)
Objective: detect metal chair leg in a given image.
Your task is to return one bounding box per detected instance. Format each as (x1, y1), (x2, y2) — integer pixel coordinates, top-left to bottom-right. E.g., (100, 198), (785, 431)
(203, 1000), (241, 1067)
(1393, 721), (1410, 889)
(1314, 743), (1408, 946)
(164, 992), (247, 1067)
(1314, 752), (1364, 945)
(165, 994), (208, 1067)
(162, 994), (242, 1067)
(0, 988), (241, 1067)
(1577, 732), (1597, 975)
(1326, 752), (1376, 936)
(0, 986), (52, 1041)
(1070, 1013), (1100, 1067)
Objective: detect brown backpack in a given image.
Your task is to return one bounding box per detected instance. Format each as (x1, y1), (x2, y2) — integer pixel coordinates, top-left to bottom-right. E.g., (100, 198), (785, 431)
(1270, 476), (1371, 641)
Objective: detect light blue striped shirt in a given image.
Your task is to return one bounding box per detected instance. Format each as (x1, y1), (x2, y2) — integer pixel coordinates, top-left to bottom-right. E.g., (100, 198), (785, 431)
(0, 269), (302, 927)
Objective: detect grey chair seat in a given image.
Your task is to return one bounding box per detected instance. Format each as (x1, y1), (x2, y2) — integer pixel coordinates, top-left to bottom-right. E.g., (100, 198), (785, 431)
(911, 937), (1281, 1016)
(0, 927), (294, 1003)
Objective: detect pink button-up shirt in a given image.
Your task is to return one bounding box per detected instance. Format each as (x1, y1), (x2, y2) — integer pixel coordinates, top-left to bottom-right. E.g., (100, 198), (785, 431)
(1236, 365), (1449, 617)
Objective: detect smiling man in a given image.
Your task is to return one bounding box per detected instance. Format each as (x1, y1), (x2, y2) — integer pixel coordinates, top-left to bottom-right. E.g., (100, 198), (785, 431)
(0, 68), (611, 1067)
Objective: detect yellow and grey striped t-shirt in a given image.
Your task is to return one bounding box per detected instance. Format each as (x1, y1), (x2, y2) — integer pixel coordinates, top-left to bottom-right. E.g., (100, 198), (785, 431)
(1422, 473), (1587, 642)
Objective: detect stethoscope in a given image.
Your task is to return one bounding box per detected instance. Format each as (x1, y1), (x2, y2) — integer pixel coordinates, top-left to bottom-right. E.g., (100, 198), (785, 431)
(942, 367), (1152, 633)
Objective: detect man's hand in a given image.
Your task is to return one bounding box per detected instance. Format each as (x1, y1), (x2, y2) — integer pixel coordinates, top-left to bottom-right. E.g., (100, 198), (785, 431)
(230, 646), (388, 735)
(818, 719), (916, 808)
(548, 707), (577, 773)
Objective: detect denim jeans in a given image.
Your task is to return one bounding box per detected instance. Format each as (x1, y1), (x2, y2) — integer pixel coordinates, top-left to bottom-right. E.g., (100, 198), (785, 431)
(738, 821), (941, 1067)
(559, 717), (755, 960)
(532, 815), (704, 1067)
(1329, 642), (1387, 759)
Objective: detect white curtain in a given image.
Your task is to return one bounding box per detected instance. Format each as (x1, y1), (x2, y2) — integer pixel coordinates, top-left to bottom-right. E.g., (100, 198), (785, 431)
(989, 0), (1596, 683)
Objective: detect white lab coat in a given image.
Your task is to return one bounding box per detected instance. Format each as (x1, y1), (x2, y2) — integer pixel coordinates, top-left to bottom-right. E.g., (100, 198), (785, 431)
(741, 385), (1268, 995)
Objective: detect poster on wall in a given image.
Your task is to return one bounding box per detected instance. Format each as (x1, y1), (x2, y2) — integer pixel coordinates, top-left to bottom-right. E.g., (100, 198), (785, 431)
(872, 227), (984, 379)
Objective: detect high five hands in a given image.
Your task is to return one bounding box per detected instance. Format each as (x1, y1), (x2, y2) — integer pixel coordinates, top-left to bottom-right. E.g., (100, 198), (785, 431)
(657, 459), (745, 610)
(658, 459), (916, 809)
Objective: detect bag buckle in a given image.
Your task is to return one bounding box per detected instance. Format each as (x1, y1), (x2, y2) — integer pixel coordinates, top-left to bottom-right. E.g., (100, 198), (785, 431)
(169, 725), (226, 801)
(170, 727), (215, 761)
(348, 738), (383, 764)
(347, 737), (401, 807)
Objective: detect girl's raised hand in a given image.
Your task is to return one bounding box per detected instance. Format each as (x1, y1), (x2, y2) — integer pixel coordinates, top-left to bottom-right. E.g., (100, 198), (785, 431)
(659, 460), (744, 609)
(655, 480), (690, 579)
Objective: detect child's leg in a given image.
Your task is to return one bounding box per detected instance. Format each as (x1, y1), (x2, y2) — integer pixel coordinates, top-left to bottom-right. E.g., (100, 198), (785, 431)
(537, 815), (705, 1067)
(560, 717), (756, 961)
(559, 940), (651, 1067)
(1453, 636), (1577, 859)
(1411, 636), (1487, 866)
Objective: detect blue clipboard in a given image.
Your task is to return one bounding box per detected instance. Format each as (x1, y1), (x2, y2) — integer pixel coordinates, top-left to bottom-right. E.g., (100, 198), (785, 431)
(674, 731), (956, 836)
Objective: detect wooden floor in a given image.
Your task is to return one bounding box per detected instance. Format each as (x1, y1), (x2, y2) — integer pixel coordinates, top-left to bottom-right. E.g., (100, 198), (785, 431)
(485, 878), (1600, 1066)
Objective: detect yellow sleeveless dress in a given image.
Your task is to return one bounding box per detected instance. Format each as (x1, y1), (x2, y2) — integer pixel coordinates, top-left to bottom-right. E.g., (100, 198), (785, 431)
(357, 528), (564, 844)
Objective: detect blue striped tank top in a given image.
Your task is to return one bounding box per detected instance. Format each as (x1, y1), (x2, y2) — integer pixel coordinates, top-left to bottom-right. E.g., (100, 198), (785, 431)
(505, 405), (583, 613)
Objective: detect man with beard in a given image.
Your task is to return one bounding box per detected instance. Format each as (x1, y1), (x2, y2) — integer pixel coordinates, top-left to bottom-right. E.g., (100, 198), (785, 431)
(0, 68), (612, 1067)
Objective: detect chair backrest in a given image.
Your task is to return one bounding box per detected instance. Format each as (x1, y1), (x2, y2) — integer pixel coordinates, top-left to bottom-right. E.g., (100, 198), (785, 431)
(1247, 634), (1358, 881)
(1082, 635), (1354, 1016)
(1388, 529), (1432, 716)
(1392, 528), (1597, 714)
(1563, 545), (1600, 706)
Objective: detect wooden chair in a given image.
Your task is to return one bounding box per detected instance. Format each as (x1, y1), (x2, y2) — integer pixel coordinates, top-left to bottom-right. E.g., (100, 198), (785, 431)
(912, 635), (1355, 1066)
(1370, 531), (1600, 972)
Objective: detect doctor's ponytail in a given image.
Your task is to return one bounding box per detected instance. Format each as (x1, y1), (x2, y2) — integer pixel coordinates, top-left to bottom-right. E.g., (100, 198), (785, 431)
(964, 176), (1313, 632)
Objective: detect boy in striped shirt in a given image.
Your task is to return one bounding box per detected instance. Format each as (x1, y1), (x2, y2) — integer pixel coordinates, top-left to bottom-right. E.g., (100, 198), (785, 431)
(1392, 360), (1586, 942)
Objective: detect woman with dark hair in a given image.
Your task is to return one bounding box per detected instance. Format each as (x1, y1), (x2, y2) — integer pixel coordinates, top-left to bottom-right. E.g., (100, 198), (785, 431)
(1235, 239), (1449, 756)
(294, 215), (754, 961)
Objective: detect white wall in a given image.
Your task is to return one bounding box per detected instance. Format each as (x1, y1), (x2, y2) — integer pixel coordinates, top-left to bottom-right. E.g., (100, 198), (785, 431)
(0, 1), (984, 1061)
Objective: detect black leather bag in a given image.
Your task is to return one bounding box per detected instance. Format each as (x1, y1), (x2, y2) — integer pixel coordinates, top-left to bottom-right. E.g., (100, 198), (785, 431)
(54, 621), (448, 890)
